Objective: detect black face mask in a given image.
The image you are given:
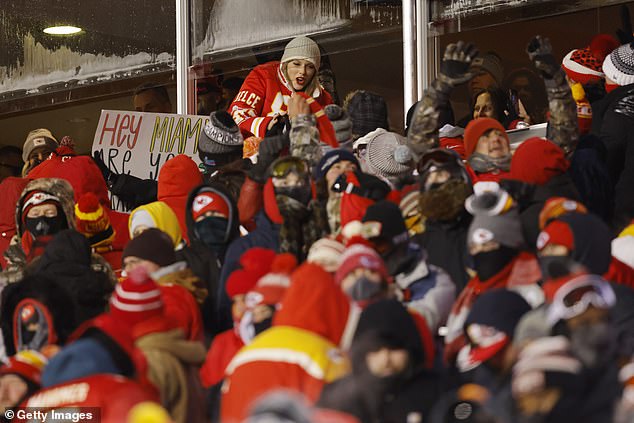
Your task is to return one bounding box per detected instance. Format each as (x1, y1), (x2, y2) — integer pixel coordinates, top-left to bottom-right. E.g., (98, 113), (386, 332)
(473, 245), (519, 282)
(25, 215), (67, 238)
(346, 276), (384, 302)
(275, 186), (312, 206)
(194, 217), (229, 254)
(539, 255), (577, 281)
(253, 316), (273, 335)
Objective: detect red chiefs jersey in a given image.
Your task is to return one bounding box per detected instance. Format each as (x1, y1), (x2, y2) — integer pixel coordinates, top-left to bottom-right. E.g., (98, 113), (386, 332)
(20, 375), (158, 423)
(229, 61), (333, 138)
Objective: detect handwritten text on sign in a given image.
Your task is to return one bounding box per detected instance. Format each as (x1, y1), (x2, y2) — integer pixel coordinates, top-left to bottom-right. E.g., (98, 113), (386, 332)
(92, 110), (208, 181)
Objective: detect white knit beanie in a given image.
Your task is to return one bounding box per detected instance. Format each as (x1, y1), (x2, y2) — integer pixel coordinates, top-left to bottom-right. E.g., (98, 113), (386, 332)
(281, 36), (321, 69)
(602, 42), (634, 86)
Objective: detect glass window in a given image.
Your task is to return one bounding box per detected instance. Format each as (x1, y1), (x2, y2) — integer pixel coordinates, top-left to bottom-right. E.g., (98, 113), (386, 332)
(428, 0), (634, 126)
(189, 0), (406, 132)
(0, 1), (176, 111)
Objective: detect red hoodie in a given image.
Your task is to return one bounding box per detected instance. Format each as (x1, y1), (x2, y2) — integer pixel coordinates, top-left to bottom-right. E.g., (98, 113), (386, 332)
(0, 177), (29, 268)
(221, 263), (351, 423)
(157, 155), (203, 244)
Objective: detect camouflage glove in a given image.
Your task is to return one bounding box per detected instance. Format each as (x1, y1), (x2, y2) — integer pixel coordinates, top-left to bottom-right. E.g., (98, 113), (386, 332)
(438, 41), (480, 87)
(527, 36), (561, 80)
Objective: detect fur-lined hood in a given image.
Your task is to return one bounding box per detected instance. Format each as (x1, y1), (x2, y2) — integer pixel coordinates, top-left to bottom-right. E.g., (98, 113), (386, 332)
(15, 178), (76, 237)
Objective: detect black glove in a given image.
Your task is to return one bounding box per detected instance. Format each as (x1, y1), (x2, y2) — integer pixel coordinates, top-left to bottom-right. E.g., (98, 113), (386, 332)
(92, 151), (116, 186)
(264, 114), (291, 138)
(617, 5), (634, 44)
(439, 41), (479, 86)
(527, 36), (560, 80)
(499, 179), (535, 209)
(247, 133), (290, 184)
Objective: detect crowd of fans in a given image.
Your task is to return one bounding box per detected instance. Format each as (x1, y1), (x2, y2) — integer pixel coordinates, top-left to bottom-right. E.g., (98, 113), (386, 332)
(1, 27), (634, 423)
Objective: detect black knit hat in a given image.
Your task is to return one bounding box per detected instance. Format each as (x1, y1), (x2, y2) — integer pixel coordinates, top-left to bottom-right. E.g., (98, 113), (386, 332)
(465, 289), (531, 338)
(362, 200), (409, 246)
(353, 299), (424, 361)
(313, 149), (359, 180)
(122, 228), (175, 267)
(345, 90), (389, 138)
(199, 111), (244, 155)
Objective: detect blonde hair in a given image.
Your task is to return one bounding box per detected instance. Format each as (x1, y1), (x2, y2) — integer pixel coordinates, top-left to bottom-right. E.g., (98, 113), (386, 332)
(281, 61), (321, 97)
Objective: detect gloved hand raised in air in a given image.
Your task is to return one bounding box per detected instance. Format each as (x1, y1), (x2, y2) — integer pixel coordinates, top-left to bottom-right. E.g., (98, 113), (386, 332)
(439, 41), (480, 87)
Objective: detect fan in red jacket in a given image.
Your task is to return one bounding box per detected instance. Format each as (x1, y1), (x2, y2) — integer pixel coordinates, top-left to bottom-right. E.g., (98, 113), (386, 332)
(221, 263), (352, 423)
(19, 374), (159, 423)
(229, 36), (333, 139)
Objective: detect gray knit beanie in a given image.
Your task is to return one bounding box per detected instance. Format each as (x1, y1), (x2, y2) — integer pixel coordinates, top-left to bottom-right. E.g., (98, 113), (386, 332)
(199, 111), (244, 155)
(466, 190), (525, 249)
(364, 130), (414, 179)
(470, 52), (504, 86)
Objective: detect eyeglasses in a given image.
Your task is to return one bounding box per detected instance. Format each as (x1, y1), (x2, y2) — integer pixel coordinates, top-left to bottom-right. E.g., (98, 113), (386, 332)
(548, 274), (616, 323)
(270, 157), (308, 179)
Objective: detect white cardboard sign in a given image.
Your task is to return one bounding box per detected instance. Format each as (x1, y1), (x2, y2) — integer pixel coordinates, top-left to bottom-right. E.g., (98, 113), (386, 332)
(91, 109), (207, 180)
(91, 110), (208, 211)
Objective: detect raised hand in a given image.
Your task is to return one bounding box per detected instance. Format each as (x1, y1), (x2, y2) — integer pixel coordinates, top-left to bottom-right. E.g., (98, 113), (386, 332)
(527, 36), (560, 80)
(439, 41), (479, 86)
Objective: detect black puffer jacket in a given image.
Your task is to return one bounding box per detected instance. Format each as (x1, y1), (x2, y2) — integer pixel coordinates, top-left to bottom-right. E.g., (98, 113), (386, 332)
(27, 229), (114, 324)
(184, 183), (239, 337)
(592, 83), (634, 231)
(518, 173), (581, 252)
(318, 300), (439, 423)
(415, 214), (472, 294)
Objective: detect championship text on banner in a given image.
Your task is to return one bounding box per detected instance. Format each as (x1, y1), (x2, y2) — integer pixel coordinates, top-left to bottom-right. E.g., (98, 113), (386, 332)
(91, 110), (208, 210)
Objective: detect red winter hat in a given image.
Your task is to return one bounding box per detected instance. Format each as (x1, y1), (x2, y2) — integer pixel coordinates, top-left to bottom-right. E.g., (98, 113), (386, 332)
(463, 118), (508, 159)
(110, 267), (164, 328)
(247, 253), (298, 307)
(191, 192), (231, 221)
(536, 220), (574, 252)
(511, 137), (570, 185)
(74, 192), (114, 246)
(335, 243), (389, 285)
(562, 34), (620, 85)
(226, 248), (277, 297)
(0, 350), (48, 386)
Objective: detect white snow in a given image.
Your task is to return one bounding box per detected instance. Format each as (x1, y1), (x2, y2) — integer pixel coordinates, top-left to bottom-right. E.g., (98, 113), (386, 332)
(0, 34), (175, 93)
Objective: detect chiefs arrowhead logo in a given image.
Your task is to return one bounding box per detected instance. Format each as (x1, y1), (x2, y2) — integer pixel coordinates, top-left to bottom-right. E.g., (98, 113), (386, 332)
(192, 195), (213, 213)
